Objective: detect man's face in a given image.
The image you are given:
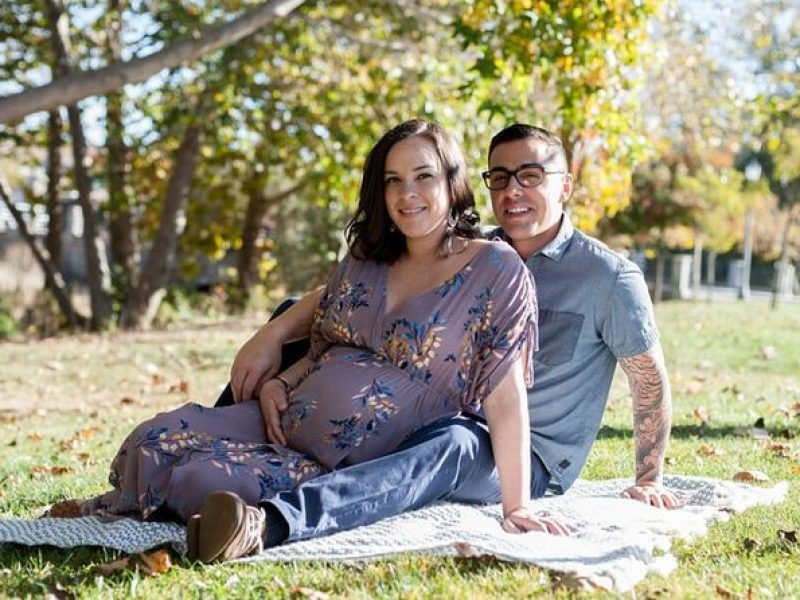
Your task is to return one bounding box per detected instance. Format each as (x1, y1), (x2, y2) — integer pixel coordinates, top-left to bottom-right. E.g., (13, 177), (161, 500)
(488, 138), (572, 254)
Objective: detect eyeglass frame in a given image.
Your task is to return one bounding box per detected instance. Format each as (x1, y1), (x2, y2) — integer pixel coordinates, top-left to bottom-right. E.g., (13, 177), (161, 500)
(481, 163), (567, 191)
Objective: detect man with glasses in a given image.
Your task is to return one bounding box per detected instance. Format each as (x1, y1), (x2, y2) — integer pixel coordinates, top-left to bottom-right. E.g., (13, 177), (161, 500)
(221, 124), (677, 547)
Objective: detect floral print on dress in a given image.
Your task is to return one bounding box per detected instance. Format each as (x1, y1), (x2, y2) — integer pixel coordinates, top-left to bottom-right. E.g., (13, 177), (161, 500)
(324, 378), (398, 449)
(281, 394), (319, 435)
(381, 310), (446, 383)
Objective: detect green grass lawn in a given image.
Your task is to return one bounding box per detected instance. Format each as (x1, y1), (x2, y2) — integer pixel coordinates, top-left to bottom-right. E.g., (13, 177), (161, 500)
(0, 302), (798, 598)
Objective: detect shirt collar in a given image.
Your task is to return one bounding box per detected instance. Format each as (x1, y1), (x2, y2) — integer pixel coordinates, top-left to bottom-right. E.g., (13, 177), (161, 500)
(493, 213), (574, 262)
(537, 213), (574, 261)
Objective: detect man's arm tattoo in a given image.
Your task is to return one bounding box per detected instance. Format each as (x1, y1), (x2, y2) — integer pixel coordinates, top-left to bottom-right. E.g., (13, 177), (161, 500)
(619, 345), (672, 485)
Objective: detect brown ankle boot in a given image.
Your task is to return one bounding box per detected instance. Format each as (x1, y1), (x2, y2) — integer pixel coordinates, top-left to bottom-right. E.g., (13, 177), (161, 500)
(186, 491), (266, 563)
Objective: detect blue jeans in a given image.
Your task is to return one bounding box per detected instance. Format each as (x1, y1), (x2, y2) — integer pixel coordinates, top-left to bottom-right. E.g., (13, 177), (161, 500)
(265, 417), (550, 541)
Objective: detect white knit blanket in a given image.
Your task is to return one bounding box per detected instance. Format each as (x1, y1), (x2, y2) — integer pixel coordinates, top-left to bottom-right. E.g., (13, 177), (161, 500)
(0, 476), (788, 592)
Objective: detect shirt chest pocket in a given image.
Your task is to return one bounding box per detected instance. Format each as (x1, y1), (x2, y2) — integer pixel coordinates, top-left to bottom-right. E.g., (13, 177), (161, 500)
(535, 309), (584, 367)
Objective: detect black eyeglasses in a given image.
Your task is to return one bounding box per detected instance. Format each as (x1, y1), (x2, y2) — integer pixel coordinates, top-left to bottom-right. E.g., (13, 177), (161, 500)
(481, 164), (567, 191)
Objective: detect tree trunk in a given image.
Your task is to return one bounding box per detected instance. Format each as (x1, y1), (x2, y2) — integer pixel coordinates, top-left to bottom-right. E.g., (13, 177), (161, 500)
(706, 250), (717, 302)
(654, 238), (665, 304)
(0, 0), (306, 123)
(105, 0), (137, 296)
(692, 230), (703, 297)
(770, 209), (797, 310)
(122, 122), (203, 329)
(46, 0), (112, 330)
(234, 180), (306, 311)
(739, 206), (754, 300)
(45, 109), (63, 271)
(0, 179), (85, 329)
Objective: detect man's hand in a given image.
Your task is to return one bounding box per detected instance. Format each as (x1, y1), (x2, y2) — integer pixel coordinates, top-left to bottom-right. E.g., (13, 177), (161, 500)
(258, 379), (289, 445)
(502, 505), (570, 536)
(621, 483), (681, 509)
(230, 328), (283, 403)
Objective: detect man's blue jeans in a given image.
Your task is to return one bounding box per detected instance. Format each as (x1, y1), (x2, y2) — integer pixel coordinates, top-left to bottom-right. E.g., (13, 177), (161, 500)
(215, 299), (550, 541)
(264, 416), (551, 541)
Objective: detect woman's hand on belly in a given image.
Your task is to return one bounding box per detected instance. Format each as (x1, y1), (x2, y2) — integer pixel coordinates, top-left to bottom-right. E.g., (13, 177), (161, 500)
(258, 379), (289, 445)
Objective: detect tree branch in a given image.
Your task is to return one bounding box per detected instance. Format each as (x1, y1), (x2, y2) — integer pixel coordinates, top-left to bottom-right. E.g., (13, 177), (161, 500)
(0, 0), (305, 123)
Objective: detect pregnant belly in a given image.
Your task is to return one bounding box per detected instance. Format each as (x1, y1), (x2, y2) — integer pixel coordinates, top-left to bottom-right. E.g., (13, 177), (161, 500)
(282, 347), (452, 469)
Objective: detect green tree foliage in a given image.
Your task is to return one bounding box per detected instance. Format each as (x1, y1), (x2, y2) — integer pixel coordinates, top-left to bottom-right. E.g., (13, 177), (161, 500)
(454, 0), (661, 230)
(8, 0), (767, 329)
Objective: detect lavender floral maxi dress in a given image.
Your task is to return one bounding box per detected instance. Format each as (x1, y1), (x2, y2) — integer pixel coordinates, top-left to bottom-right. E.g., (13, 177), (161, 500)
(85, 241), (537, 522)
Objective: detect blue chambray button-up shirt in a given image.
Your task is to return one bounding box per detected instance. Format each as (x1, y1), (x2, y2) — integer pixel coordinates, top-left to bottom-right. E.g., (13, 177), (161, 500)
(491, 213), (660, 493)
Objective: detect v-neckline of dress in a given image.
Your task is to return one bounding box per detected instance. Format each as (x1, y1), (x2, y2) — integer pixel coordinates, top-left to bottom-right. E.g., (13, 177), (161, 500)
(379, 243), (491, 319)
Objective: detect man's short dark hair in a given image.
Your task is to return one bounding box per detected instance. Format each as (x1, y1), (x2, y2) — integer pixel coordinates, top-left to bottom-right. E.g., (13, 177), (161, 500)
(488, 124), (568, 170)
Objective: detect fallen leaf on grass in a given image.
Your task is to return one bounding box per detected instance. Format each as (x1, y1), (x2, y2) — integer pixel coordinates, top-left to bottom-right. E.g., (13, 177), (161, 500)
(1, 414), (17, 424)
(699, 444), (725, 457)
(692, 407), (710, 423)
(31, 465), (73, 478)
(777, 530), (798, 544)
(75, 452), (99, 466)
(93, 557), (131, 576)
(27, 432), (45, 441)
(151, 373), (166, 385)
(732, 470), (770, 483)
(44, 361), (65, 371)
(119, 396), (137, 405)
(94, 550), (173, 578)
(714, 584), (752, 599)
(294, 587), (331, 600)
(742, 538), (761, 551)
(60, 426), (100, 450)
(168, 380), (190, 394)
(46, 500), (84, 518)
(137, 549), (173, 575)
(765, 441), (793, 455)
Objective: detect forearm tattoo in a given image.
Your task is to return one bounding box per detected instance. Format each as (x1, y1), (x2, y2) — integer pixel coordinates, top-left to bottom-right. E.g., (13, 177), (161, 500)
(619, 346), (672, 486)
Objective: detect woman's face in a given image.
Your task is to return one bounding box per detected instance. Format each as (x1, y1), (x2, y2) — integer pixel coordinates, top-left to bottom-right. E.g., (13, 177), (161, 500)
(383, 135), (451, 245)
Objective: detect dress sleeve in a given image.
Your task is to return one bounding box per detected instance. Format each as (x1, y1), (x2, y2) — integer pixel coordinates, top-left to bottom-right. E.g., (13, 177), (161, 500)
(461, 245), (538, 411)
(307, 253), (352, 361)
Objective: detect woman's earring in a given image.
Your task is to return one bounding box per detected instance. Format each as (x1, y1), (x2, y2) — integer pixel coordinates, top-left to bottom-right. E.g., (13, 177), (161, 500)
(389, 222), (397, 233)
(447, 208), (458, 229)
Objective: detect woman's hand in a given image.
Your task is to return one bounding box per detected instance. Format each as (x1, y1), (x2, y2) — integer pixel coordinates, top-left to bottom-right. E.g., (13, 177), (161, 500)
(502, 505), (570, 536)
(258, 379), (289, 445)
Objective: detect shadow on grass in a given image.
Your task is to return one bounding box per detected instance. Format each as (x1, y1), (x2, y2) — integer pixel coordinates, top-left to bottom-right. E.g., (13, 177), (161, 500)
(596, 423), (799, 441)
